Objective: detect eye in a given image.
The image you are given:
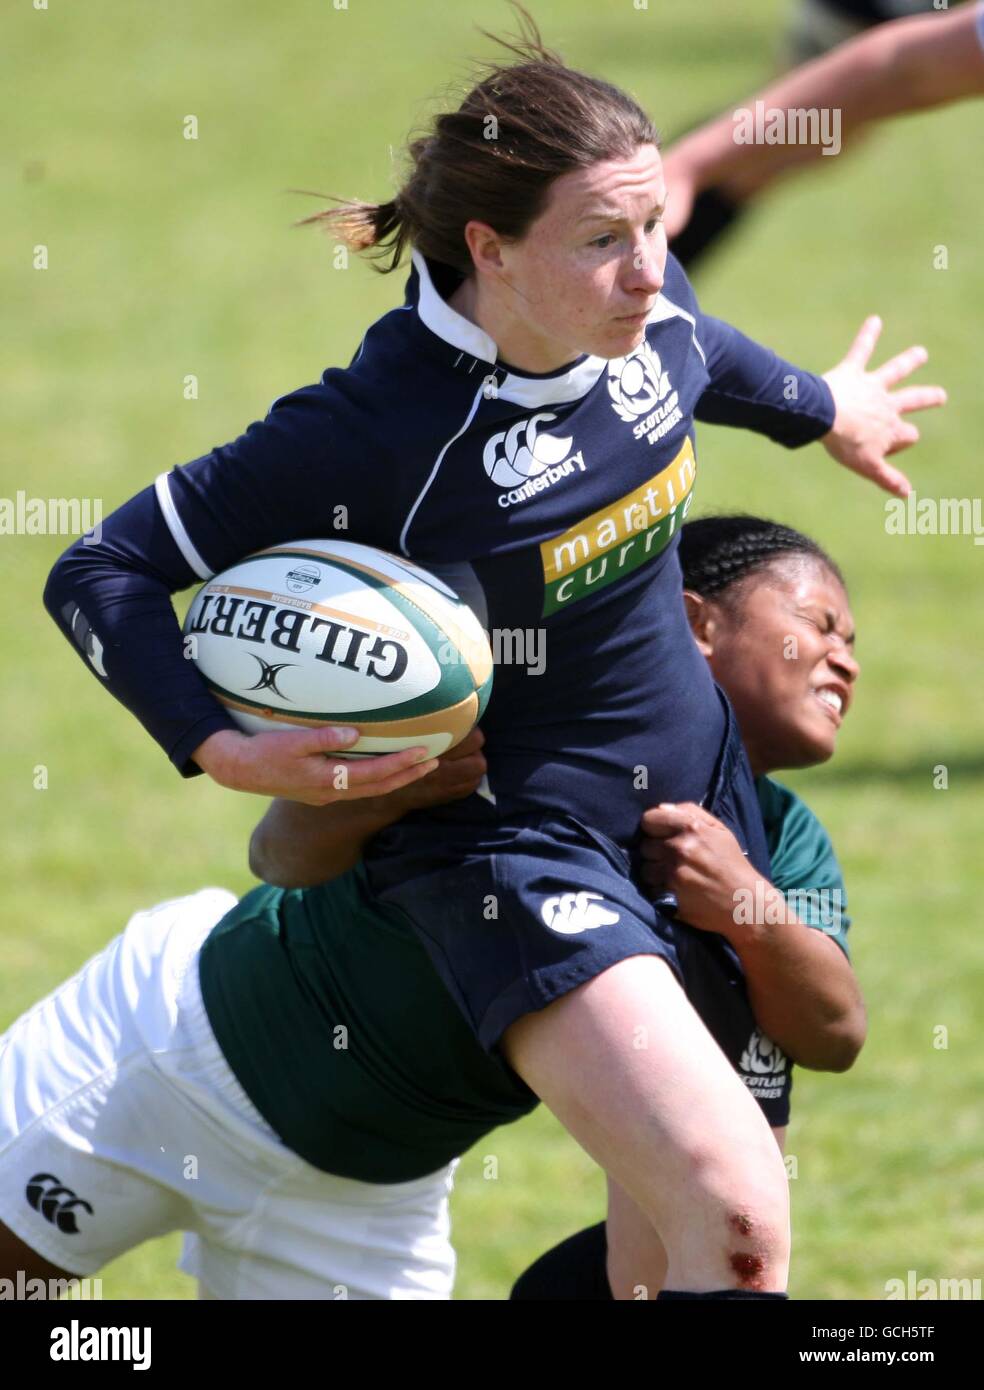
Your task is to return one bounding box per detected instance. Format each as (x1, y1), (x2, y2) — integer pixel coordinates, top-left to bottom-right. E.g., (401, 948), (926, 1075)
(796, 610), (824, 632)
(589, 217), (662, 250)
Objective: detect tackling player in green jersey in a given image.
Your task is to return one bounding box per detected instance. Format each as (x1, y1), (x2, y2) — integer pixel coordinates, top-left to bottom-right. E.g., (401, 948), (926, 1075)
(1, 514), (865, 1299)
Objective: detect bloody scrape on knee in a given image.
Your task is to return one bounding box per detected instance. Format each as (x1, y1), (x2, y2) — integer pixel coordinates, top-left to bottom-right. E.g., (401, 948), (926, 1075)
(729, 1251), (766, 1286)
(726, 1213), (768, 1288)
(729, 1212), (754, 1237)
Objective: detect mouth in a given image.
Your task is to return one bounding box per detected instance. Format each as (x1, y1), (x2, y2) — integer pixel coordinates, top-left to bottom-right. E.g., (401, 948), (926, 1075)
(616, 309), (653, 324)
(812, 684), (848, 726)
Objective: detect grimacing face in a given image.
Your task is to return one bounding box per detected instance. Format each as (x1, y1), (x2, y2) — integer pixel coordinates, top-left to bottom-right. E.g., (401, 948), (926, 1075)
(452, 143), (668, 373)
(686, 559), (860, 777)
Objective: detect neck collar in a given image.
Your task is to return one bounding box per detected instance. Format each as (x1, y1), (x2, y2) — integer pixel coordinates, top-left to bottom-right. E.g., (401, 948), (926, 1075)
(409, 248), (610, 408)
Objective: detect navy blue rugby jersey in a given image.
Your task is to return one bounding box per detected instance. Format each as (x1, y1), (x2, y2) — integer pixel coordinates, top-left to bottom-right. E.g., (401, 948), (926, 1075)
(44, 251), (834, 846)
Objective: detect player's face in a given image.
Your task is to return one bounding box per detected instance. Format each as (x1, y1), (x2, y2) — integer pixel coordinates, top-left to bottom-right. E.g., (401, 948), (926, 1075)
(697, 561), (859, 776)
(499, 144), (668, 367)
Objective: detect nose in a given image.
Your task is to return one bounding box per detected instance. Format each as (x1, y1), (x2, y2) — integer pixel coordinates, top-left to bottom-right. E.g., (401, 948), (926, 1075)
(828, 643), (860, 684)
(625, 235), (665, 297)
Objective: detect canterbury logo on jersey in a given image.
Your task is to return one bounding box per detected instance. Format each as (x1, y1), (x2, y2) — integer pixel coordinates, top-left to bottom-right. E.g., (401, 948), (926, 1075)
(540, 436), (696, 616)
(25, 1173), (94, 1234)
(541, 891), (620, 935)
(483, 412), (586, 508)
(608, 342), (682, 447)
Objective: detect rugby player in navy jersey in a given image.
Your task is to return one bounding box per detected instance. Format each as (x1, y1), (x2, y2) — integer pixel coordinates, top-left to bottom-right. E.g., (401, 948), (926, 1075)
(1, 516), (864, 1300)
(40, 7), (941, 1297)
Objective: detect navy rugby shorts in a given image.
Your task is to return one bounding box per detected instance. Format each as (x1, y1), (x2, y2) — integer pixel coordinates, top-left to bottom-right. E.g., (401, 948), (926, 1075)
(365, 688), (790, 1125)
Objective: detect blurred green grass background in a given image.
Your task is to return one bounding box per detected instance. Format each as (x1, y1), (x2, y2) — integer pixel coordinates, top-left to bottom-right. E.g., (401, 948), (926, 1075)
(3, 0), (982, 1300)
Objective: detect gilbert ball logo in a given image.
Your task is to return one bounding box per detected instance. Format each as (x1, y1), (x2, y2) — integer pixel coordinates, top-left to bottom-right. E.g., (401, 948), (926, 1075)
(483, 413), (573, 489)
(541, 891), (620, 935)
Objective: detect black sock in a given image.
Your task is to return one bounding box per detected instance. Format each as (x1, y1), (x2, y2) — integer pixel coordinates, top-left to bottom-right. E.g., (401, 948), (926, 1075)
(510, 1223), (612, 1301)
(658, 1289), (789, 1300)
(509, 1228), (790, 1301)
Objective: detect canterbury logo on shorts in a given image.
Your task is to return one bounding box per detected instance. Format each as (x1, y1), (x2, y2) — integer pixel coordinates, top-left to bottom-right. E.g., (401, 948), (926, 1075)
(540, 891), (620, 935)
(25, 1173), (94, 1234)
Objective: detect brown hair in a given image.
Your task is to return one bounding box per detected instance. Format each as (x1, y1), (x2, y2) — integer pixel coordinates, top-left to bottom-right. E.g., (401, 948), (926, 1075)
(295, 2), (660, 277)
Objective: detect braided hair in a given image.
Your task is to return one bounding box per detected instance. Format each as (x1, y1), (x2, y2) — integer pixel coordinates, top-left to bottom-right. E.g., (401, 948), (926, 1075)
(678, 515), (846, 602)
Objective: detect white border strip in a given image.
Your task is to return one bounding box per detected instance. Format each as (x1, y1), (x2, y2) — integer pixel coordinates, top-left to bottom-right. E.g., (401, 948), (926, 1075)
(497, 356), (606, 409)
(398, 384), (487, 555)
(411, 248), (498, 363)
(154, 472), (214, 580)
(648, 293), (707, 365)
(411, 248), (606, 407)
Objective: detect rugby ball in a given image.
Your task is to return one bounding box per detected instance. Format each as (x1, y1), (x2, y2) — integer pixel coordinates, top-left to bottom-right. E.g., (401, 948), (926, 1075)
(183, 540), (493, 758)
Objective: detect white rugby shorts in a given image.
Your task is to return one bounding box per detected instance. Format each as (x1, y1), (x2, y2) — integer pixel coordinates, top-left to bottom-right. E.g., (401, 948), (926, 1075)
(0, 889), (457, 1300)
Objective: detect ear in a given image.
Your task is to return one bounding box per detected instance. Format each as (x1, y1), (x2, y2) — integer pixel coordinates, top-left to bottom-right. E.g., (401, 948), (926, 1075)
(462, 220), (507, 276)
(683, 590), (717, 658)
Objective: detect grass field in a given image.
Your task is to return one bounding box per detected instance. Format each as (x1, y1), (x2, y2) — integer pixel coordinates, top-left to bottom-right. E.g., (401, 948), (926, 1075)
(3, 0), (983, 1300)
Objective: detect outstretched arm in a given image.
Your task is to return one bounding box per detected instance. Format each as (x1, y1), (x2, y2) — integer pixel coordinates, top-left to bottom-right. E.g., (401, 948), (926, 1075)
(694, 304), (946, 497)
(663, 5), (984, 236)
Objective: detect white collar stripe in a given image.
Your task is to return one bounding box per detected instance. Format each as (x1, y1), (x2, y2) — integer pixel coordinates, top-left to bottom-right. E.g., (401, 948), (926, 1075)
(410, 249), (608, 409)
(412, 248), (498, 363)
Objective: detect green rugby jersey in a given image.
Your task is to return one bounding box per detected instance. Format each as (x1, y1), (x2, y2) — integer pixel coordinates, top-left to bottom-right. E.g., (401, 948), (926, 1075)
(198, 775), (850, 1181)
(756, 776), (851, 957)
(198, 861), (539, 1183)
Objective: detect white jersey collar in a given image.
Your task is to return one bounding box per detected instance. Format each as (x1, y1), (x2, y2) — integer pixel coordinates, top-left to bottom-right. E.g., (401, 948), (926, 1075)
(410, 248), (610, 408)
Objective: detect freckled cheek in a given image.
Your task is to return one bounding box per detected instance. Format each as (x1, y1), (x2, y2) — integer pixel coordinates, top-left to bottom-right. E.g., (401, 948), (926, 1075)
(553, 271), (602, 320)
(530, 271), (584, 325)
(556, 261), (610, 314)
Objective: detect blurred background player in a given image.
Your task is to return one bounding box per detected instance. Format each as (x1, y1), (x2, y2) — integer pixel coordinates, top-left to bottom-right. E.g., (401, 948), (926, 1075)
(671, 0), (979, 268)
(785, 0), (950, 64)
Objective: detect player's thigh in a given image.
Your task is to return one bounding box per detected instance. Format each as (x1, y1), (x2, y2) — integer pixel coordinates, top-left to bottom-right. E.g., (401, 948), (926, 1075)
(501, 955), (788, 1225)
